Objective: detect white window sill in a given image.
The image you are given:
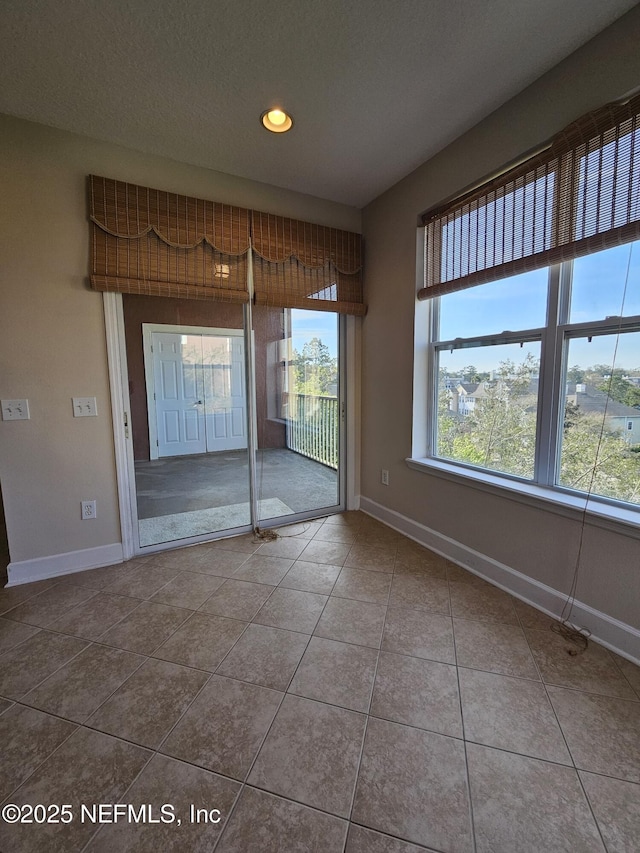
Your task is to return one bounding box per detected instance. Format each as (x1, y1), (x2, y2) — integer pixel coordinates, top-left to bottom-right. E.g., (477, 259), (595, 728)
(406, 457), (640, 540)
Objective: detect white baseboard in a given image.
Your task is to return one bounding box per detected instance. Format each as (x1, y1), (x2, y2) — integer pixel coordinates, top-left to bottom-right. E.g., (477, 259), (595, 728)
(360, 496), (640, 666)
(5, 543), (124, 587)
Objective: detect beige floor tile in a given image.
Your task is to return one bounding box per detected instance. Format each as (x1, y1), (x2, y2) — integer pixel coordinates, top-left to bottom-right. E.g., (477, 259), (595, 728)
(346, 825), (436, 852)
(344, 544), (396, 573)
(395, 544), (448, 578)
(0, 577), (63, 616)
(87, 658), (209, 748)
(459, 668), (571, 763)
(0, 698), (12, 714)
(548, 686), (640, 782)
(449, 580), (518, 625)
(248, 694), (367, 817)
(63, 561), (146, 589)
(371, 651), (462, 737)
(332, 567), (392, 604)
(613, 654), (640, 698)
(24, 643), (144, 722)
(454, 619), (540, 679)
(352, 717), (472, 852)
(279, 560), (341, 594)
(216, 624), (309, 690)
(191, 548), (250, 576)
(153, 612), (246, 670)
(145, 548), (207, 570)
(48, 592), (140, 640)
(274, 520), (325, 539)
(99, 601), (191, 654)
(299, 539), (351, 566)
(197, 532), (262, 555)
(313, 525), (359, 544)
(445, 563), (488, 586)
(354, 526), (401, 550)
(525, 627), (637, 698)
(0, 616), (39, 654)
(0, 630), (88, 699)
(382, 607), (455, 664)
(87, 753), (240, 852)
(322, 510), (366, 528)
(149, 570), (225, 609)
(314, 597), (386, 648)
(467, 743), (604, 853)
(198, 579), (274, 621)
(255, 537), (309, 559)
(4, 582), (99, 627)
(513, 598), (559, 631)
(580, 771), (640, 853)
(389, 573), (451, 615)
(216, 786), (348, 852)
(253, 587), (328, 634)
(0, 727), (150, 853)
(107, 563), (181, 599)
(161, 675), (282, 779)
(289, 636), (378, 712)
(0, 704), (77, 800)
(232, 554), (294, 585)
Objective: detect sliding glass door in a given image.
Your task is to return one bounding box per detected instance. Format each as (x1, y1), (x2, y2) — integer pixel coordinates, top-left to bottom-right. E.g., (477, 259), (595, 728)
(123, 295), (252, 549)
(121, 295), (344, 552)
(253, 306), (343, 527)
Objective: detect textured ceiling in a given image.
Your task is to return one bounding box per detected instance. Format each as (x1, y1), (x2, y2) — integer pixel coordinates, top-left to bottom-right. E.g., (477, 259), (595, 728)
(1, 0), (637, 207)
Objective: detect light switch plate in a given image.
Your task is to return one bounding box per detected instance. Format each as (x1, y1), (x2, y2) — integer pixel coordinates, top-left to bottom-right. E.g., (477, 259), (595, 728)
(72, 397), (98, 417)
(1, 399), (30, 420)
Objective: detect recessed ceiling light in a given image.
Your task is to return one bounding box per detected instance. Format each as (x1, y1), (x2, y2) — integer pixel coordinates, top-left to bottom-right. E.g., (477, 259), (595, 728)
(261, 108), (294, 133)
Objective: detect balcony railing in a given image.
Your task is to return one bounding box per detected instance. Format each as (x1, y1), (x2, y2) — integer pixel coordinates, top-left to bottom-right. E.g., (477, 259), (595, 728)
(285, 393), (338, 469)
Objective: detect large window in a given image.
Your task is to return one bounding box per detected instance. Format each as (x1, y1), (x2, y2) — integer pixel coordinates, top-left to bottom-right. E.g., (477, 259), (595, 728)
(429, 241), (640, 509)
(419, 94), (640, 516)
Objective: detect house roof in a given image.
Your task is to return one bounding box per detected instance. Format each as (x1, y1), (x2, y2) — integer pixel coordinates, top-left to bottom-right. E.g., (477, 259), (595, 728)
(567, 384), (640, 419)
(0, 1), (636, 207)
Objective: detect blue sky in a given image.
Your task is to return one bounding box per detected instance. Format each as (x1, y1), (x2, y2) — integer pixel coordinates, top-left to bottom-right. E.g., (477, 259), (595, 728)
(290, 309), (338, 358)
(439, 241), (640, 373)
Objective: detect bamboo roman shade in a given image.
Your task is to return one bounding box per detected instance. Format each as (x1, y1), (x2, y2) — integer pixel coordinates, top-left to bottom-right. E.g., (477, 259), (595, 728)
(89, 176), (365, 314)
(251, 211), (365, 315)
(419, 92), (640, 300)
(90, 176), (251, 303)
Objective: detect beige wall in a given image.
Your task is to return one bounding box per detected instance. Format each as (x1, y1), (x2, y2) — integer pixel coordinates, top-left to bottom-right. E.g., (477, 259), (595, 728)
(0, 116), (360, 563)
(361, 6), (640, 630)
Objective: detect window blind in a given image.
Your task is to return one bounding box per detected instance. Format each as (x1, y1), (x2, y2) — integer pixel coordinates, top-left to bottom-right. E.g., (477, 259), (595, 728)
(251, 211), (365, 315)
(418, 92), (640, 300)
(89, 176), (365, 315)
(90, 175), (251, 303)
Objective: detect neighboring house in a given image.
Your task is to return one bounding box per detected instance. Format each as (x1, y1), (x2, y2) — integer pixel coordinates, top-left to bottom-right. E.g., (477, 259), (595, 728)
(566, 383), (640, 445)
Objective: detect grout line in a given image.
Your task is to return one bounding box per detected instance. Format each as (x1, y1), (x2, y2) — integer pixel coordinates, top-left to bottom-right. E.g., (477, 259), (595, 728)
(449, 588), (478, 853)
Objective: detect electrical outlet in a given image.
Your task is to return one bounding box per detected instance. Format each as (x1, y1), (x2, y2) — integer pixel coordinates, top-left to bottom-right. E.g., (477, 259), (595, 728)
(1, 399), (30, 420)
(381, 469), (389, 485)
(81, 500), (97, 520)
(72, 397), (98, 417)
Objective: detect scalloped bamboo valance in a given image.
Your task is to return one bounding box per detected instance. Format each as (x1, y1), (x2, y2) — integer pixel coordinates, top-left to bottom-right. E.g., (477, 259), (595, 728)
(89, 175), (365, 314)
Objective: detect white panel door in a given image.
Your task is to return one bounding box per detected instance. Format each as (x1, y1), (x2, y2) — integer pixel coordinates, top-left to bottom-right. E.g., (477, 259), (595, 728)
(202, 335), (247, 451)
(153, 333), (206, 457)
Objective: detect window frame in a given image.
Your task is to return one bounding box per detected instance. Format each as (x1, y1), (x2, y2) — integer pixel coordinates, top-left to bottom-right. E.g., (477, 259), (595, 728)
(420, 249), (640, 524)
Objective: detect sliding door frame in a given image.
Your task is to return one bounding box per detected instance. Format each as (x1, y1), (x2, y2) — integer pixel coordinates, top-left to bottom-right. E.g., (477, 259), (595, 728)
(103, 292), (359, 558)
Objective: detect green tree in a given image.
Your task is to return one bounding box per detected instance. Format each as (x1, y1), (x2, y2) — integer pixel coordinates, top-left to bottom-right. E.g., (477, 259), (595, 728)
(567, 365), (585, 384)
(437, 355), (539, 478)
(560, 409), (640, 503)
(292, 337), (336, 395)
(597, 373), (640, 409)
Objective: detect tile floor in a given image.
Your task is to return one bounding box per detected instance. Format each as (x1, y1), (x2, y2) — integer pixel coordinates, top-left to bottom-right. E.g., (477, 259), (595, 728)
(0, 511), (639, 851)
